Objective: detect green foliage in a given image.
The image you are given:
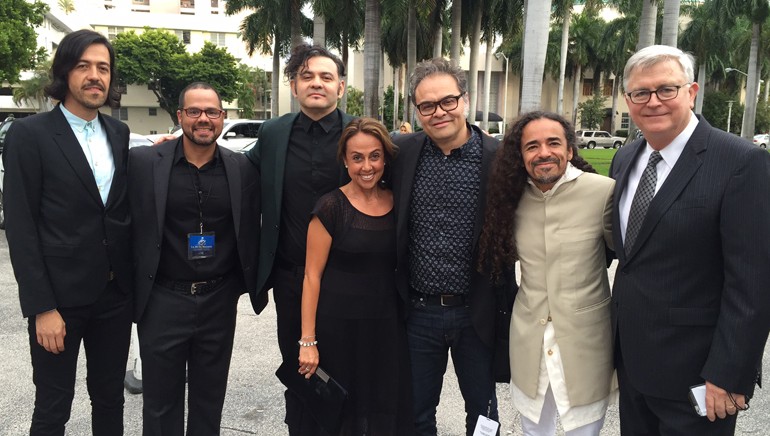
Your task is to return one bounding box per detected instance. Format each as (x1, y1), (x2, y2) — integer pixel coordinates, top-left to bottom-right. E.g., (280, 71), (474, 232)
(345, 86), (364, 117)
(0, 0), (49, 84)
(113, 29), (239, 124)
(235, 64), (270, 119)
(701, 90), (744, 134)
(382, 85), (403, 130)
(12, 58), (51, 111)
(578, 91), (607, 129)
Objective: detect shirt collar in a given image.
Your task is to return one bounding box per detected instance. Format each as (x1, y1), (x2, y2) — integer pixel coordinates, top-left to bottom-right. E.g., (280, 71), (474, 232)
(652, 112), (699, 169)
(60, 104), (98, 134)
(297, 109), (340, 133)
(527, 162), (582, 197)
(426, 123), (479, 157)
(173, 139), (221, 165)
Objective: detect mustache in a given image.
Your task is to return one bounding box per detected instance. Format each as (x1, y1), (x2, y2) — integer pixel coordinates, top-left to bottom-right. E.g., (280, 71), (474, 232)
(532, 157), (560, 166)
(83, 81), (105, 91)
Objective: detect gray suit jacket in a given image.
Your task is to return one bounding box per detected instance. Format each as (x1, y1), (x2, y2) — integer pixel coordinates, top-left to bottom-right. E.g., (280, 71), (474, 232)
(610, 115), (770, 399)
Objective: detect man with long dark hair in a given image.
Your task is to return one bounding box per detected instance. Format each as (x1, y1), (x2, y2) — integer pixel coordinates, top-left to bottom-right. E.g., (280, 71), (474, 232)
(2, 29), (133, 435)
(478, 111), (615, 436)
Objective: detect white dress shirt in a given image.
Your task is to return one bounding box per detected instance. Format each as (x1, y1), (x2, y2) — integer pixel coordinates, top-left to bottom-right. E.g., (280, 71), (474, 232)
(61, 105), (115, 205)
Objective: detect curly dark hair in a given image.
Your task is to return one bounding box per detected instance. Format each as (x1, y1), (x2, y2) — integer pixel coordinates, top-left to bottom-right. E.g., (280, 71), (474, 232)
(44, 29), (122, 109)
(284, 43), (346, 81)
(477, 111), (596, 283)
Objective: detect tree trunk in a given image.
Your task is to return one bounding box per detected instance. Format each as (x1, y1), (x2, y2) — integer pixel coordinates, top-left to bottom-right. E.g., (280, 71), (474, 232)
(572, 64), (581, 126)
(450, 0), (462, 65)
(695, 61), (706, 114)
(661, 0), (680, 47)
(467, 8), (482, 122)
(610, 75), (619, 134)
(433, 25), (443, 58)
(741, 22), (760, 140)
(393, 66), (400, 130)
(407, 2), (417, 123)
(520, 0), (552, 112)
(557, 10), (570, 115)
(638, 0), (657, 49)
(364, 0), (381, 117)
(272, 43), (280, 118)
(340, 35), (349, 112)
(313, 14), (326, 46)
(481, 38), (494, 132)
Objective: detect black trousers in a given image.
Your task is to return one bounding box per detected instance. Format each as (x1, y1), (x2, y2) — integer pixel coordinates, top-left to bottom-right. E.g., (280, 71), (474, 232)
(617, 347), (738, 436)
(138, 274), (241, 436)
(28, 282), (132, 436)
(273, 266), (326, 436)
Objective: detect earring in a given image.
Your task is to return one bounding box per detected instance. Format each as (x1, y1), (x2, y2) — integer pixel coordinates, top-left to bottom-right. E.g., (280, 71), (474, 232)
(345, 165), (348, 168)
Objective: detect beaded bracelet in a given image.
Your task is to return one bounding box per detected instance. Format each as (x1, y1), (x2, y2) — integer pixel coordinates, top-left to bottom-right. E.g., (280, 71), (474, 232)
(298, 339), (318, 347)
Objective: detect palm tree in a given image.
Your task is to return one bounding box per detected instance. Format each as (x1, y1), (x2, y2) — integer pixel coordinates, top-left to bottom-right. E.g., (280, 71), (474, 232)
(638, 0), (658, 49)
(661, 0), (681, 47)
(564, 12), (603, 125)
(57, 0), (75, 14)
(364, 0), (381, 117)
(450, 0), (463, 64)
(12, 59), (52, 112)
(520, 0), (553, 112)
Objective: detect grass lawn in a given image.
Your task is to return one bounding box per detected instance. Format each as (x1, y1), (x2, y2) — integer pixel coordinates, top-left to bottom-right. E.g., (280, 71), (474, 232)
(579, 148), (618, 177)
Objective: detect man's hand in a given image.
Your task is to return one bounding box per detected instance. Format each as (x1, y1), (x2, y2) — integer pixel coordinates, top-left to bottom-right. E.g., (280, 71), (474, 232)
(153, 135), (176, 145)
(35, 309), (66, 354)
(705, 380), (746, 422)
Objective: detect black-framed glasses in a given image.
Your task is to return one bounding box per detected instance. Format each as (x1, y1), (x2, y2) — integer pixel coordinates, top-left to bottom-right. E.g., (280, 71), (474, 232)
(415, 93), (465, 116)
(625, 84), (690, 104)
(181, 107), (224, 119)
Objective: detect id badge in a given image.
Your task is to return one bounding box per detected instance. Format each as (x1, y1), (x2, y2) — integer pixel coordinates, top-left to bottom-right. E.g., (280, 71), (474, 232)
(473, 415), (499, 436)
(188, 232), (215, 259)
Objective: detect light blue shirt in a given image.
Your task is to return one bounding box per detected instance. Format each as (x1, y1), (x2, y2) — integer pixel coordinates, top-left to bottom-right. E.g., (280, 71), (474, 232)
(60, 105), (115, 205)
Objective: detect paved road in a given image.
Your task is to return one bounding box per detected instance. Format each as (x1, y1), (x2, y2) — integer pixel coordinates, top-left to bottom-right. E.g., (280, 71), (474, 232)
(0, 231), (767, 435)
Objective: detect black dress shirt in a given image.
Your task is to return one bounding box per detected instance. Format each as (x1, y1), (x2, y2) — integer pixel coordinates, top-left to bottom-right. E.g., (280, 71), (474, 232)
(156, 144), (237, 281)
(408, 127), (482, 295)
(276, 109), (348, 267)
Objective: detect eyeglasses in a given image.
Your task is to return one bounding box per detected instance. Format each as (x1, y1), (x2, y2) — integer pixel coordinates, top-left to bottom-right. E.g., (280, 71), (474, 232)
(181, 107), (224, 119)
(415, 93), (465, 116)
(625, 84), (690, 104)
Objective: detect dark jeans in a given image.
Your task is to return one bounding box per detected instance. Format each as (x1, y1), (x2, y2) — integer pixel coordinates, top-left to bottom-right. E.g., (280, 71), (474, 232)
(28, 282), (132, 436)
(407, 299), (498, 436)
(138, 275), (240, 436)
(273, 266), (326, 436)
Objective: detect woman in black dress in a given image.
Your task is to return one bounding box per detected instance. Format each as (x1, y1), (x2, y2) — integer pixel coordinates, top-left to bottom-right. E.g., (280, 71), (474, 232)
(298, 118), (413, 435)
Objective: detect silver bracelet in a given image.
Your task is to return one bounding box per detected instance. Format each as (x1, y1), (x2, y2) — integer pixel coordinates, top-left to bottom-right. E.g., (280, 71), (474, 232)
(298, 339), (318, 347)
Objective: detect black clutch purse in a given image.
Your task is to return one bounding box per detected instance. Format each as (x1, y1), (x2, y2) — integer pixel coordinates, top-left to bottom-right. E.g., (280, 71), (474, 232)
(276, 361), (349, 434)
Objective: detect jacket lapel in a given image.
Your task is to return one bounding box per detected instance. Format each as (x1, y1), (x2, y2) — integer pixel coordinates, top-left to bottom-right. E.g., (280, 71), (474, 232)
(153, 140), (177, 234)
(395, 133), (424, 244)
(101, 114), (125, 209)
(50, 106), (103, 206)
(271, 113), (298, 216)
(624, 118), (709, 261)
(612, 139), (645, 262)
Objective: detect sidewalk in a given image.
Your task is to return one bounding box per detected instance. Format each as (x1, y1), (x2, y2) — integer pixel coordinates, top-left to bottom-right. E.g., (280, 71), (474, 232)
(0, 232), (767, 435)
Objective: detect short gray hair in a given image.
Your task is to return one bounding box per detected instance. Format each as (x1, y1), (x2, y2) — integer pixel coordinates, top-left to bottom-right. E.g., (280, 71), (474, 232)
(623, 45), (696, 90)
(409, 58), (468, 103)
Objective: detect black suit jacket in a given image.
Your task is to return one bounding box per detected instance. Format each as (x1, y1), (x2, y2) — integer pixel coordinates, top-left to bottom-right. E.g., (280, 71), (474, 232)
(129, 139), (260, 322)
(244, 110), (355, 313)
(392, 126), (517, 355)
(610, 115), (770, 399)
(3, 105), (133, 317)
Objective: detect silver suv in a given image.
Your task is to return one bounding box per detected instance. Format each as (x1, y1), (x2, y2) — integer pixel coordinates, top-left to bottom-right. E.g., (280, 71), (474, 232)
(576, 130), (624, 149)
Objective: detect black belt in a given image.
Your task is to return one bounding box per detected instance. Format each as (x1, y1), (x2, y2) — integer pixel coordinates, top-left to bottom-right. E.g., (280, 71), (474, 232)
(156, 275), (226, 295)
(274, 257), (305, 275)
(411, 292), (468, 307)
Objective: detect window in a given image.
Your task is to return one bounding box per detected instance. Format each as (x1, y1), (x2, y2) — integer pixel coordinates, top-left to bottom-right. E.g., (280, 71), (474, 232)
(582, 80), (593, 96)
(112, 108), (128, 121)
(132, 0), (149, 4)
(210, 32), (226, 46)
(210, 0), (218, 6)
(107, 26), (124, 41)
(175, 30), (191, 44)
(149, 108), (157, 116)
(603, 80), (613, 97)
(149, 130), (158, 135)
(621, 112), (629, 129)
(180, 0), (195, 6)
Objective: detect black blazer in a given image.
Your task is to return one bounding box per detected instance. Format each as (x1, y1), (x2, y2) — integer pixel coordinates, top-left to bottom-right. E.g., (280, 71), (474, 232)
(129, 139), (260, 322)
(3, 105), (133, 318)
(610, 115), (770, 400)
(244, 110), (355, 313)
(392, 126), (517, 351)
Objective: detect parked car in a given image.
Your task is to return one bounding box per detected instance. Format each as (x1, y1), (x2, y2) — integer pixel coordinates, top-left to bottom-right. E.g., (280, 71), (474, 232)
(144, 119), (263, 152)
(0, 116), (14, 155)
(753, 133), (768, 149)
(576, 130), (624, 149)
(129, 132), (154, 148)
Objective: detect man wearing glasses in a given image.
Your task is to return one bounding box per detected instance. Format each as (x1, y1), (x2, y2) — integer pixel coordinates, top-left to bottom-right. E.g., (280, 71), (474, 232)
(129, 82), (260, 435)
(392, 58), (517, 435)
(611, 45), (770, 435)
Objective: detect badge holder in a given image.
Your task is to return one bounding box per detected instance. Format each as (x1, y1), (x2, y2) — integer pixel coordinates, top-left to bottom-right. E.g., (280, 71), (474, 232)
(188, 223), (215, 260)
(473, 400), (500, 436)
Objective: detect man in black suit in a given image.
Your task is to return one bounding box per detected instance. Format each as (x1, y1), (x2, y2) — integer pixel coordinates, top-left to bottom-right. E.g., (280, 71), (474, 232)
(392, 58), (516, 436)
(2, 30), (133, 435)
(611, 45), (770, 435)
(243, 44), (353, 435)
(129, 82), (259, 435)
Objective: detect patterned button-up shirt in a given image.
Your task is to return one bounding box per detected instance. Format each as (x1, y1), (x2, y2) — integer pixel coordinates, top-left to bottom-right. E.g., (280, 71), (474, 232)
(408, 128), (482, 295)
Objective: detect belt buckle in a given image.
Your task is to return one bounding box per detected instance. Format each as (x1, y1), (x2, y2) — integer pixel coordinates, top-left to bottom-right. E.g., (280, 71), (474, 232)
(190, 281), (206, 295)
(440, 295), (452, 307)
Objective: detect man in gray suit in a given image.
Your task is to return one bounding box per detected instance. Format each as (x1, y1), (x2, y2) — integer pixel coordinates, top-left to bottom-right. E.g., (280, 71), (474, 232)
(611, 45), (770, 435)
